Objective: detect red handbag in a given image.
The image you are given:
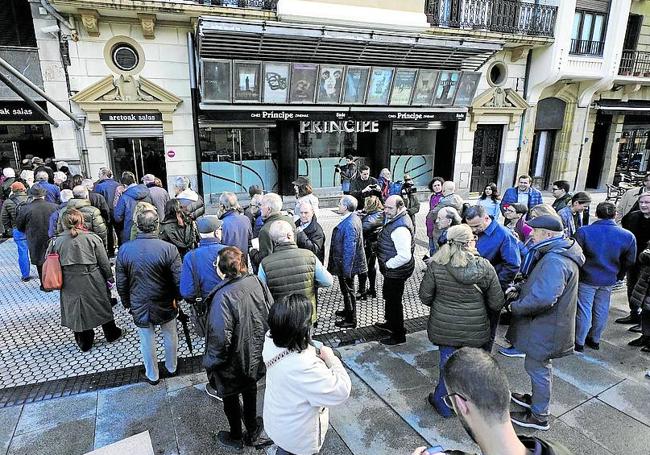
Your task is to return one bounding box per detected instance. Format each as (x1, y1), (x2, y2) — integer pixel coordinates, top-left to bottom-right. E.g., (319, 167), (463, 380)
(42, 240), (63, 291)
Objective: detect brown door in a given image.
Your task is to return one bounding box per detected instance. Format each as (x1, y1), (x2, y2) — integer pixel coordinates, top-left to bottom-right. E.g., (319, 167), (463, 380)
(471, 125), (502, 192)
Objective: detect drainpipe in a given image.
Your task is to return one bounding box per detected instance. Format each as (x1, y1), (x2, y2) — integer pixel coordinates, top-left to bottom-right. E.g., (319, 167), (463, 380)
(187, 31), (204, 196)
(515, 49), (533, 187)
(73, 115), (91, 177)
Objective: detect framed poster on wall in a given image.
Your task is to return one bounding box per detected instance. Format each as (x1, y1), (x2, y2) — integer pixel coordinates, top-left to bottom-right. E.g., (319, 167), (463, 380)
(290, 63), (319, 103)
(316, 65), (345, 104)
(233, 61), (262, 102)
(201, 59), (232, 103)
(411, 69), (438, 106)
(453, 72), (482, 106)
(433, 71), (460, 106)
(263, 62), (290, 104)
(389, 69), (418, 105)
(342, 66), (370, 104)
(366, 67), (395, 105)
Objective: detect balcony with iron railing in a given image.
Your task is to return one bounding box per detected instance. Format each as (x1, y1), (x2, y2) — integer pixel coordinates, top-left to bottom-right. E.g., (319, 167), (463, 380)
(191, 0), (277, 9)
(619, 49), (650, 77)
(425, 0), (557, 37)
(569, 39), (605, 56)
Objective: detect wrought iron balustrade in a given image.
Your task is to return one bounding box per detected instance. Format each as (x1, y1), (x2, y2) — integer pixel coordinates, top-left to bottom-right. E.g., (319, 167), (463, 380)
(569, 39), (605, 56)
(619, 49), (650, 76)
(425, 0), (557, 37)
(191, 0), (277, 9)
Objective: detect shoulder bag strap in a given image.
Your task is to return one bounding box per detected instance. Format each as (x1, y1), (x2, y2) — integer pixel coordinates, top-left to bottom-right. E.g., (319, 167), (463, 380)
(190, 250), (202, 302)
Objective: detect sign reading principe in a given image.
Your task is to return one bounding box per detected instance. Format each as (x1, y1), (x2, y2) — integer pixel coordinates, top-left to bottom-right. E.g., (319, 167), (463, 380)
(299, 120), (379, 134)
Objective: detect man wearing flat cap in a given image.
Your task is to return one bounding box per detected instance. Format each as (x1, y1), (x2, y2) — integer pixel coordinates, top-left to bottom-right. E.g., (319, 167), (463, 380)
(507, 215), (585, 431)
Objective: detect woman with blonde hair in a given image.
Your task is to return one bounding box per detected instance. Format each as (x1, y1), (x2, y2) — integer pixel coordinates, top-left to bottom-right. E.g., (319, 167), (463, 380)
(419, 224), (504, 417)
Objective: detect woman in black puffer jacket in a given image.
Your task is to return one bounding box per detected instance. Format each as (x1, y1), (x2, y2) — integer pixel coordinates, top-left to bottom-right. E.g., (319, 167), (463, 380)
(419, 224), (504, 418)
(358, 196), (384, 300)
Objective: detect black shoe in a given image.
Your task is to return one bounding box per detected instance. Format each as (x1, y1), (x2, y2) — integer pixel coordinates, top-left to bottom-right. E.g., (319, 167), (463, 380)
(574, 343), (584, 353)
(374, 321), (392, 333)
(216, 431), (243, 452)
(205, 383), (223, 402)
(161, 366), (177, 378)
(511, 392), (532, 409)
(422, 255), (430, 261)
(334, 309), (349, 318)
(379, 335), (406, 346)
(21, 276), (31, 282)
(629, 324), (642, 333)
(335, 319), (356, 329)
(585, 338), (600, 350)
(367, 289), (377, 298)
(39, 286), (53, 293)
(244, 417), (272, 448)
(358, 292), (368, 301)
(615, 314), (641, 324)
(105, 328), (123, 343)
(510, 410), (549, 431)
(628, 335), (650, 347)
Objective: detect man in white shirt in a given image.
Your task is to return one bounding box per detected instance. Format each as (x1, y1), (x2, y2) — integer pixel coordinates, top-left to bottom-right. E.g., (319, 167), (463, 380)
(375, 195), (415, 345)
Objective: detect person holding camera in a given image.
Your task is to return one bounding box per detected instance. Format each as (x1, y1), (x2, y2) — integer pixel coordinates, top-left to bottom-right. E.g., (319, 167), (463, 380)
(349, 165), (379, 210)
(334, 154), (357, 194)
(401, 174), (420, 234)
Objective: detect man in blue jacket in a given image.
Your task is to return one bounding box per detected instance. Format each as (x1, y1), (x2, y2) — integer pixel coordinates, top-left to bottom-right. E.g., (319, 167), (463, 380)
(33, 170), (60, 205)
(574, 202), (636, 351)
(114, 171), (152, 243)
(218, 192), (252, 264)
(95, 167), (120, 256)
(500, 175), (543, 218)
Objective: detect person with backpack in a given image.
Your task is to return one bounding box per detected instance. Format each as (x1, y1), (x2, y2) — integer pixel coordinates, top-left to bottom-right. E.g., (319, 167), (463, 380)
(0, 182), (31, 281)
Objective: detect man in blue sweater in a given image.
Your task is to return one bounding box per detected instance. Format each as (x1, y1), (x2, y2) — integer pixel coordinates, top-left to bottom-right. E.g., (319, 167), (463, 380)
(574, 202), (636, 351)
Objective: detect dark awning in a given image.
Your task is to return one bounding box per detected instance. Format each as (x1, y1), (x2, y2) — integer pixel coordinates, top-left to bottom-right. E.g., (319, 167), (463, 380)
(198, 17), (501, 71)
(594, 99), (650, 116)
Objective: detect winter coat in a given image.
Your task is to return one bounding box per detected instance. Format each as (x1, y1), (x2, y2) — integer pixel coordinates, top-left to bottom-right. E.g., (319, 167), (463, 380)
(500, 186), (543, 215)
(89, 191), (110, 226)
(361, 210), (384, 246)
(115, 233), (182, 327)
(349, 176), (378, 209)
(426, 193), (464, 240)
(630, 246), (650, 313)
(159, 219), (200, 259)
(419, 255), (504, 348)
(622, 211), (650, 262)
(175, 188), (205, 220)
(48, 202), (67, 239)
(575, 219), (637, 286)
(147, 185), (170, 221)
(33, 181), (60, 204)
(52, 231), (114, 332)
(510, 238), (585, 361)
(558, 206), (587, 238)
(0, 191), (28, 235)
(15, 199), (58, 265)
(250, 212), (296, 267)
(203, 274), (272, 396)
(220, 210), (252, 259)
(114, 184), (152, 243)
(56, 199), (108, 247)
(94, 178), (120, 216)
(1, 177), (17, 200)
(262, 335), (351, 455)
(377, 210), (415, 280)
(327, 213), (367, 278)
(295, 216), (326, 263)
(180, 238), (226, 301)
(476, 219), (521, 291)
(552, 193), (572, 213)
(616, 186), (647, 224)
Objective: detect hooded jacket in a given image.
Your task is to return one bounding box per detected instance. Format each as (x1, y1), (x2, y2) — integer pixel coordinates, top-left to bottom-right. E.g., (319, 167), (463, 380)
(175, 188), (205, 220)
(114, 184), (152, 242)
(510, 237), (585, 361)
(419, 254), (504, 347)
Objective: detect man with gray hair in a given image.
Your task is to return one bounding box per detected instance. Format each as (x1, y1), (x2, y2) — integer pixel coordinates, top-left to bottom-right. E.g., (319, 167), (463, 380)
(56, 185), (108, 247)
(116, 209), (182, 385)
(173, 176), (204, 220)
(142, 174), (170, 221)
(328, 195), (367, 328)
(33, 170), (60, 204)
(259, 220), (332, 325)
(219, 192), (252, 263)
(48, 188), (74, 239)
(250, 193), (295, 269)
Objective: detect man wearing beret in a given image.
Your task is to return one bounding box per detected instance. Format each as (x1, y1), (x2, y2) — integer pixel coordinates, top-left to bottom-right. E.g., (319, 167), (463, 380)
(507, 215), (585, 431)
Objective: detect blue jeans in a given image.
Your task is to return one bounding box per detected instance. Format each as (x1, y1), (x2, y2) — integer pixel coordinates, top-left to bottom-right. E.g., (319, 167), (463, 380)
(432, 346), (456, 416)
(137, 319), (178, 381)
(524, 356), (552, 418)
(428, 237), (438, 256)
(13, 228), (30, 279)
(576, 283), (613, 345)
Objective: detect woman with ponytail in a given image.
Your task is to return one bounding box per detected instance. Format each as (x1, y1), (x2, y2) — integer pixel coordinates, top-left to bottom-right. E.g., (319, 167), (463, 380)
(53, 208), (122, 352)
(418, 224), (504, 417)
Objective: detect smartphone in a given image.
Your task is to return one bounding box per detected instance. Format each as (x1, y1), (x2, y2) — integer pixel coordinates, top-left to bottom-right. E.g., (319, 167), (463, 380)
(424, 446), (445, 455)
(310, 339), (323, 355)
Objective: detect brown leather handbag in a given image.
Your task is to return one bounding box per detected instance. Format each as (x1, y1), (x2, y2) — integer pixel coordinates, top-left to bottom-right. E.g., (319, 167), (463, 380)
(42, 239), (63, 291)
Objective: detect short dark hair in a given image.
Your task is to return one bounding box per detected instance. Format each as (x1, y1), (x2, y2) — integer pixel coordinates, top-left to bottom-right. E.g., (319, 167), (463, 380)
(268, 294), (312, 352)
(217, 247), (247, 279)
(595, 201), (616, 219)
(443, 347), (510, 423)
(359, 165), (370, 172)
(571, 191), (591, 204)
(518, 175), (531, 181)
(428, 177), (445, 192)
(248, 185), (262, 198)
(136, 209), (159, 233)
(71, 174), (83, 187)
(553, 180), (570, 193)
(463, 205), (486, 221)
(121, 171), (136, 186)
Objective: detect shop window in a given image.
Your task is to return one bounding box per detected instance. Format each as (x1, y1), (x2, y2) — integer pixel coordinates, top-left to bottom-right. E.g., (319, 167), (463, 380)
(570, 10), (607, 56)
(616, 128), (650, 175)
(390, 129), (436, 186)
(298, 131), (357, 188)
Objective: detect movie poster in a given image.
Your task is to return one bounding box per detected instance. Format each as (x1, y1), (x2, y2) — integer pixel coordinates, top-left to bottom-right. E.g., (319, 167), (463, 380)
(342, 66), (370, 104)
(366, 67), (394, 105)
(201, 59), (231, 103)
(290, 63), (318, 103)
(453, 72), (482, 106)
(233, 61), (261, 102)
(317, 65), (344, 104)
(433, 71), (460, 106)
(389, 69), (417, 105)
(263, 62), (290, 104)
(411, 69), (439, 106)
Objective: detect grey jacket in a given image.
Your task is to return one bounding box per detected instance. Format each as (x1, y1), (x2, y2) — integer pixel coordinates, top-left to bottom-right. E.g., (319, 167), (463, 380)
(510, 238), (585, 361)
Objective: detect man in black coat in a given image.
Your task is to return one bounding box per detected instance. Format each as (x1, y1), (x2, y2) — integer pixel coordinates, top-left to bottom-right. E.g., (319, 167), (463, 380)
(116, 209), (182, 385)
(15, 186), (57, 290)
(349, 165), (379, 210)
(295, 200), (325, 263)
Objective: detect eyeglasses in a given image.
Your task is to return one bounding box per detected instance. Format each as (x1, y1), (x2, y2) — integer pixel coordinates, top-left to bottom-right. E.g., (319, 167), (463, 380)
(442, 392), (467, 411)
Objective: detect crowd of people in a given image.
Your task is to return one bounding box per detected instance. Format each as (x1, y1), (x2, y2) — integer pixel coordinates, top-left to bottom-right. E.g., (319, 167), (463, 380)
(1, 154), (650, 454)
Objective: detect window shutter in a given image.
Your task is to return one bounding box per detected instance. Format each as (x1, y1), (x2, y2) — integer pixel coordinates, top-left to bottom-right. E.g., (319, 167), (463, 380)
(576, 0), (611, 14)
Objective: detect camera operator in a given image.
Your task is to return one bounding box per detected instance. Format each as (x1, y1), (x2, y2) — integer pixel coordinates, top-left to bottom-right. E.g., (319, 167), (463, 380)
(334, 154), (357, 195)
(349, 165), (379, 210)
(401, 174), (420, 234)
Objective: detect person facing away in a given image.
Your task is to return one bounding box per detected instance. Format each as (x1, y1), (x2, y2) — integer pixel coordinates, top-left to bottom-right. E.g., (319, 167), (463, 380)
(48, 189), (73, 239)
(411, 348), (573, 455)
(33, 170), (60, 204)
(263, 294), (351, 455)
(53, 209), (122, 352)
(574, 202), (636, 352)
(426, 180), (464, 256)
(114, 171), (152, 244)
(557, 191), (591, 238)
(56, 185), (108, 247)
(2, 182), (31, 281)
(116, 209), (182, 385)
(173, 175), (204, 220)
(249, 193), (295, 269)
(507, 215), (584, 431)
(141, 173), (170, 221)
(294, 199), (325, 263)
(358, 195), (385, 300)
(550, 180), (572, 213)
(500, 174), (543, 218)
(628, 240), (650, 352)
(401, 173), (420, 233)
(94, 167), (120, 257)
(419, 224), (504, 418)
(218, 192), (253, 263)
(82, 178), (110, 228)
(159, 199), (200, 259)
(259, 220), (333, 325)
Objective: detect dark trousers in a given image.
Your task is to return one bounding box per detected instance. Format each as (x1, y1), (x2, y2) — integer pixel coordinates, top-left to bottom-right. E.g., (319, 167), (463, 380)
(106, 222), (116, 257)
(74, 320), (121, 352)
(358, 245), (377, 293)
(222, 382), (258, 440)
(627, 265), (641, 314)
(383, 276), (406, 338)
(36, 264), (43, 284)
(643, 307), (650, 337)
(484, 308), (501, 352)
(338, 275), (356, 322)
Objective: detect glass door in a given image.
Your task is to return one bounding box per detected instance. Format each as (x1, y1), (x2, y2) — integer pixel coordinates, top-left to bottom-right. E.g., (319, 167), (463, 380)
(108, 137), (167, 183)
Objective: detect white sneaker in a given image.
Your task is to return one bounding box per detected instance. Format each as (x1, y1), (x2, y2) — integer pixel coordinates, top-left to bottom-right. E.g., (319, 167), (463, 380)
(204, 383), (223, 401)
